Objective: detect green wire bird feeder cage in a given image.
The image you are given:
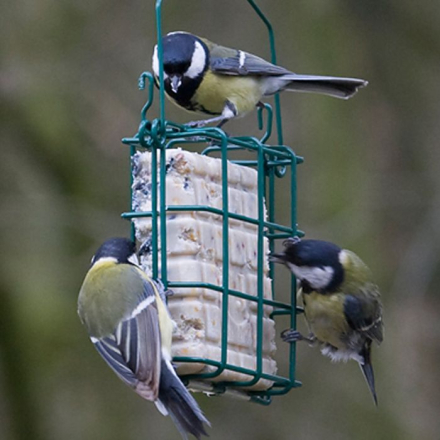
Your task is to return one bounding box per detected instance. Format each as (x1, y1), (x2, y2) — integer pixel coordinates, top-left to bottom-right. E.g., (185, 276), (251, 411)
(121, 0), (303, 405)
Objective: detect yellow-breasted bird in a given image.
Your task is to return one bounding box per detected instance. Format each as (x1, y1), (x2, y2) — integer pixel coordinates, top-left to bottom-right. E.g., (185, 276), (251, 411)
(271, 237), (383, 405)
(152, 31), (368, 127)
(78, 238), (210, 439)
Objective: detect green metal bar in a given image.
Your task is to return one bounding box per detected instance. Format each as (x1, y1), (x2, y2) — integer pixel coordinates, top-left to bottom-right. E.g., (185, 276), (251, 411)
(288, 155), (299, 385)
(202, 142), (294, 160)
(175, 357), (294, 386)
(268, 148), (276, 299)
(176, 358), (224, 381)
(129, 145), (136, 242)
(247, 0), (283, 145)
(159, 144), (168, 287)
(250, 395), (272, 406)
(150, 144), (159, 278)
(267, 159), (296, 167)
(170, 285), (290, 311)
(265, 233), (294, 240)
(220, 133), (230, 376)
(123, 122), (299, 163)
(167, 282), (292, 310)
(254, 140), (266, 386)
(155, 0), (165, 125)
(270, 307), (303, 318)
(257, 102), (273, 143)
(138, 72), (155, 121)
(251, 380), (302, 399)
(122, 206), (296, 235)
(231, 160), (259, 167)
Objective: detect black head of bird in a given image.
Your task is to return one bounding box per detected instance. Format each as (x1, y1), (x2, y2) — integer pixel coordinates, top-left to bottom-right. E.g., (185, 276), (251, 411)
(271, 237), (345, 293)
(91, 237), (138, 265)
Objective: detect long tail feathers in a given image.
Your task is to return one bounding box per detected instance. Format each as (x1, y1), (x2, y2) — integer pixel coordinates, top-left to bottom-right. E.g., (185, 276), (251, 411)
(282, 74), (368, 99)
(158, 360), (210, 439)
(359, 341), (378, 406)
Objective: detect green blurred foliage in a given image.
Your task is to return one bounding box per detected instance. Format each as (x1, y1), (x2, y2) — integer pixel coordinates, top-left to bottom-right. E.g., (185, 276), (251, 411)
(1, 1), (440, 440)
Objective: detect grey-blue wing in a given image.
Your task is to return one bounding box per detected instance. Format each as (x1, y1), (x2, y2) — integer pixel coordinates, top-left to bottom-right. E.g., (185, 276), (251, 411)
(91, 279), (162, 399)
(343, 294), (383, 344)
(93, 335), (138, 387)
(210, 51), (291, 77)
(209, 46), (367, 99)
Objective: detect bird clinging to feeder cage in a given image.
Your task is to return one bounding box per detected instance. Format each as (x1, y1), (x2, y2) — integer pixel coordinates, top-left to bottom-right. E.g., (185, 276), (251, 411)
(78, 238), (210, 439)
(272, 237), (384, 405)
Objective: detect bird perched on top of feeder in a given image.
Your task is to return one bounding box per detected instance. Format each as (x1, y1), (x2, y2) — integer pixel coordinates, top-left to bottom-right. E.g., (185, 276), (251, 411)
(152, 31), (368, 128)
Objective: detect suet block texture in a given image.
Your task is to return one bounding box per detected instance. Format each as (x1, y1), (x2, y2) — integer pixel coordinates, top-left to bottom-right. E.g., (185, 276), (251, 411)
(132, 149), (276, 390)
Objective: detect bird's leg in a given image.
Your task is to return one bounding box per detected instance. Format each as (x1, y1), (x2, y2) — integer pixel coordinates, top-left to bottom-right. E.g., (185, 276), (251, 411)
(186, 115), (228, 128)
(186, 101), (237, 130)
(281, 329), (317, 346)
(216, 118), (229, 130)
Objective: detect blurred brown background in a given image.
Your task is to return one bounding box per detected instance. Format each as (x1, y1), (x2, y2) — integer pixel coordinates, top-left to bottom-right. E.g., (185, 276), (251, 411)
(1, 1), (439, 439)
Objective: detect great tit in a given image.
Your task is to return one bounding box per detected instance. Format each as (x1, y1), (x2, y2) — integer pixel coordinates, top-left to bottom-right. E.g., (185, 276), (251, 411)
(271, 237), (383, 405)
(152, 31), (368, 127)
(78, 238), (209, 439)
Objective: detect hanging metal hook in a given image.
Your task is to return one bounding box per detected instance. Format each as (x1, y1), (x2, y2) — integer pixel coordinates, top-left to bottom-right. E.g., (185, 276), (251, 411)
(257, 102), (273, 144)
(138, 72), (155, 122)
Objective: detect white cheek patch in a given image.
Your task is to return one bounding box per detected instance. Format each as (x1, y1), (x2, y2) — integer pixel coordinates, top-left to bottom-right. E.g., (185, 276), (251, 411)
(338, 250), (350, 266)
(152, 45), (168, 80)
(186, 40), (206, 79)
(286, 263), (334, 290)
(152, 45), (159, 76)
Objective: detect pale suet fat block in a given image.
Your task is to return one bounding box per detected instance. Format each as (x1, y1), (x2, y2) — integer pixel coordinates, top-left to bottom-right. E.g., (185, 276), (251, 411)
(132, 148), (276, 391)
